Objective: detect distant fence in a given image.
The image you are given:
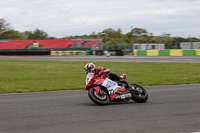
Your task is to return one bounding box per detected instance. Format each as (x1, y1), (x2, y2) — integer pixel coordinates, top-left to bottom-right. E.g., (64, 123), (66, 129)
(0, 48), (90, 55)
(51, 50), (124, 56)
(90, 50), (124, 56)
(0, 49), (125, 56)
(50, 50), (91, 56)
(0, 49), (50, 55)
(134, 49), (200, 56)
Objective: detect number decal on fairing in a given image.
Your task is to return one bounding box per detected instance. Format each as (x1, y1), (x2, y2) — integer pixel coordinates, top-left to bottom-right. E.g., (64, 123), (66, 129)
(86, 73), (94, 84)
(106, 81), (117, 88)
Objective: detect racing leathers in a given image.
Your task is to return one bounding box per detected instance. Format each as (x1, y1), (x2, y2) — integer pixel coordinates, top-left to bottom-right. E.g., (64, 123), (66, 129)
(94, 67), (131, 89)
(94, 66), (110, 76)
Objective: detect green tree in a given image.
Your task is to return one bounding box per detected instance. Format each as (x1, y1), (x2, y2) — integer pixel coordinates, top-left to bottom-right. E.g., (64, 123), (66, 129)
(98, 28), (124, 39)
(0, 19), (11, 33)
(161, 33), (174, 49)
(1, 30), (22, 40)
(125, 27), (150, 43)
(23, 29), (49, 40)
(0, 18), (21, 40)
(130, 28), (148, 37)
(186, 37), (199, 42)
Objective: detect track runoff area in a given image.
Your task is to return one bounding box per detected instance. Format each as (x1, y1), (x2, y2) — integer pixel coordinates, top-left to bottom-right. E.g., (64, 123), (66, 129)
(0, 56), (200, 133)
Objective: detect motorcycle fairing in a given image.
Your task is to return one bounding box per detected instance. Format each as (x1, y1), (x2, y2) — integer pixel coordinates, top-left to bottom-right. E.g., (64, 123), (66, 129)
(92, 86), (100, 94)
(86, 72), (94, 85)
(100, 78), (127, 101)
(85, 72), (127, 101)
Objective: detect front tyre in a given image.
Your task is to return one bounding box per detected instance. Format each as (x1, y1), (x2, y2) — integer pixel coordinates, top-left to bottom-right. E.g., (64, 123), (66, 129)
(131, 84), (148, 103)
(88, 89), (110, 105)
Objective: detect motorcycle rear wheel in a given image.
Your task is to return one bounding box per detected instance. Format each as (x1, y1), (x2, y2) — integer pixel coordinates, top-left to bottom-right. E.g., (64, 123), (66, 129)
(88, 89), (110, 105)
(131, 84), (148, 103)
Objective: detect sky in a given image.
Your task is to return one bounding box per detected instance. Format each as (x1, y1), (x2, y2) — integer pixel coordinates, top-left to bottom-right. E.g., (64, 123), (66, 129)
(0, 0), (200, 38)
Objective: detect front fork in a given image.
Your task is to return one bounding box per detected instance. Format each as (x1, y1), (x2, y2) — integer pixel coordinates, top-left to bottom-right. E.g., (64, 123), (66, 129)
(92, 86), (105, 96)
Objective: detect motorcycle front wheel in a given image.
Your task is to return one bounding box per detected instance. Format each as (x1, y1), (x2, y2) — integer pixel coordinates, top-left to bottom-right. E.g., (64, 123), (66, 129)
(131, 84), (148, 103)
(88, 89), (110, 105)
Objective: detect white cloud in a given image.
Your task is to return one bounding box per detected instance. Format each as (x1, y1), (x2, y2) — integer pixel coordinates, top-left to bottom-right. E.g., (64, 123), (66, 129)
(0, 0), (200, 38)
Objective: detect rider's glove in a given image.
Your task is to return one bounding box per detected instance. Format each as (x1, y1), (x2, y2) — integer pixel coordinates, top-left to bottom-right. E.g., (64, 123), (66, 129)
(99, 70), (106, 76)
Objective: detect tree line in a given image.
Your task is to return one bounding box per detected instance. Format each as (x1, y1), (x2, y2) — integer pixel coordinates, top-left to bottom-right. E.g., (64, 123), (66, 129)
(0, 19), (55, 40)
(1, 18), (200, 49)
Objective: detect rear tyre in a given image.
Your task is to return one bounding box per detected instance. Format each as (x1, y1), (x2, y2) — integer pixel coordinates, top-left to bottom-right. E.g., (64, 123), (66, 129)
(88, 89), (110, 105)
(131, 84), (148, 103)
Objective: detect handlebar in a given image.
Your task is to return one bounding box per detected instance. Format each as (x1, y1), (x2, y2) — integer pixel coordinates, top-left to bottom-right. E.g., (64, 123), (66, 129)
(95, 73), (109, 78)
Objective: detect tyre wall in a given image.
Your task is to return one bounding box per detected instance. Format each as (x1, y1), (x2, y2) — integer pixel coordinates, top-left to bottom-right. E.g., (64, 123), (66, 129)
(134, 49), (199, 56)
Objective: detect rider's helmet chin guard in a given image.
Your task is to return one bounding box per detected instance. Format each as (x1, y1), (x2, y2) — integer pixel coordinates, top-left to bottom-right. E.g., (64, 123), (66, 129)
(84, 63), (96, 73)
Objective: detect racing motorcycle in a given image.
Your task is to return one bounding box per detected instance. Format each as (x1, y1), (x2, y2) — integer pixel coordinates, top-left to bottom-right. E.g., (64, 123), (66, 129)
(85, 72), (148, 105)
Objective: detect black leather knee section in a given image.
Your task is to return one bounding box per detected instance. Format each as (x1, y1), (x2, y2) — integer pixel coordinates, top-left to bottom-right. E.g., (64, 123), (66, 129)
(109, 72), (120, 80)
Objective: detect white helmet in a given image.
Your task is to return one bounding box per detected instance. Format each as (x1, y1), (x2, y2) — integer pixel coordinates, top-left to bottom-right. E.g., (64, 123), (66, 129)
(84, 63), (96, 73)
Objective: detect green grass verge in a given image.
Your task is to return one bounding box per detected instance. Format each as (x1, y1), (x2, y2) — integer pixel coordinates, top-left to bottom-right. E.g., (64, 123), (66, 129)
(0, 59), (200, 93)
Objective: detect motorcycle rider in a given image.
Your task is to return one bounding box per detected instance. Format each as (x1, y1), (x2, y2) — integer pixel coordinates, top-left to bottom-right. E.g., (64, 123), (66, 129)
(84, 63), (131, 89)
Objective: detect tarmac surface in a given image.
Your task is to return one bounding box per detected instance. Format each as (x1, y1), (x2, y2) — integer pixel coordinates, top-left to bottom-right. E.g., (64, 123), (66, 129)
(0, 55), (200, 63)
(0, 84), (200, 133)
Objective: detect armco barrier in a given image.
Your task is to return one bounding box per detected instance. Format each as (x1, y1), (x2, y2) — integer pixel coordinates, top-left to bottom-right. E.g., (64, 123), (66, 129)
(147, 50), (159, 56)
(54, 51), (58, 56)
(183, 50), (195, 56)
(137, 50), (147, 56)
(134, 49), (200, 56)
(58, 51), (62, 56)
(134, 50), (137, 56)
(195, 49), (200, 56)
(85, 50), (91, 55)
(78, 51), (82, 55)
(170, 50), (183, 56)
(159, 50), (170, 56)
(69, 51), (73, 55)
(82, 51), (85, 56)
(73, 51), (78, 55)
(50, 51), (55, 56)
(0, 48), (90, 56)
(65, 51), (69, 55)
(51, 50), (90, 56)
(62, 51), (66, 55)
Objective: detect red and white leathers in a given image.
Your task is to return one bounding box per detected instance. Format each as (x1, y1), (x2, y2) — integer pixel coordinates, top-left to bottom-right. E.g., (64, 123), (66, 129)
(94, 66), (110, 76)
(84, 63), (110, 76)
(84, 63), (131, 88)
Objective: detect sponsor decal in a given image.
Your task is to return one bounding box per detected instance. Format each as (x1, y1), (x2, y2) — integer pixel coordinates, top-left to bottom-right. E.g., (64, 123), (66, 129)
(106, 81), (117, 88)
(113, 88), (118, 94)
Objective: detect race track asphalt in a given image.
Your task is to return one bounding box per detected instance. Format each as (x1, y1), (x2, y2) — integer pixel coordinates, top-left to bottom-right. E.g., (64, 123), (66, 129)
(0, 84), (200, 133)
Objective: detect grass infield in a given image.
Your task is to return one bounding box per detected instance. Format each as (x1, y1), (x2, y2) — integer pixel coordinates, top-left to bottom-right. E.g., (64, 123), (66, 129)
(0, 59), (200, 93)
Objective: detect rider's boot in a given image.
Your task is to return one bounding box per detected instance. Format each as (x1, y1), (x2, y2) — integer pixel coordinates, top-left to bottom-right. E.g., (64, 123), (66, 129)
(109, 72), (134, 90)
(119, 78), (133, 90)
